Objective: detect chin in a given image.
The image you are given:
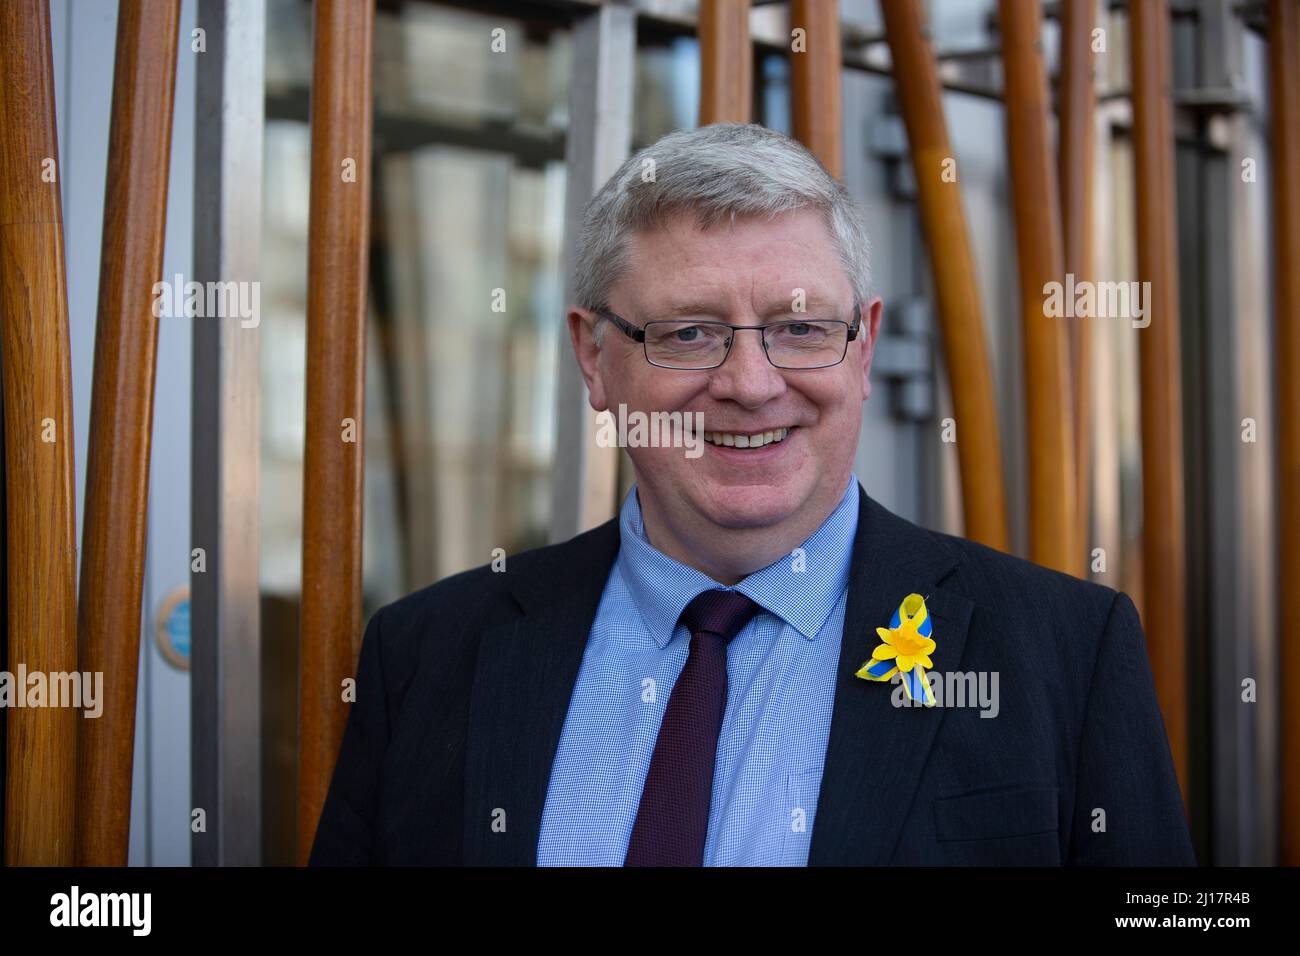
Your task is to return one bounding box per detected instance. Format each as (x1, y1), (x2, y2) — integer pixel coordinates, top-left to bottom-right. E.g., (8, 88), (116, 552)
(694, 481), (805, 530)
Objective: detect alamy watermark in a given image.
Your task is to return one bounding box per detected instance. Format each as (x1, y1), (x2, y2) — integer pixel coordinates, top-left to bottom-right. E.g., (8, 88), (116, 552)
(1043, 273), (1152, 328)
(0, 666), (103, 718)
(595, 404), (705, 459)
(151, 273), (260, 327)
(50, 886), (150, 935)
(892, 670), (1000, 717)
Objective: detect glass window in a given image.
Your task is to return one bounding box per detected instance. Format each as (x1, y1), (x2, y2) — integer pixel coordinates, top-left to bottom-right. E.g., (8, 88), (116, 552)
(259, 0), (572, 864)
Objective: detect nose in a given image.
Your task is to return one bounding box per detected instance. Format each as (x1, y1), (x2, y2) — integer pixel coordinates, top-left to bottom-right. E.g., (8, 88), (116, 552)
(706, 327), (788, 408)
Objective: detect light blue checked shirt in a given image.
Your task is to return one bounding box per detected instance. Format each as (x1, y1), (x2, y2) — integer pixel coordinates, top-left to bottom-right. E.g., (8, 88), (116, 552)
(536, 473), (859, 866)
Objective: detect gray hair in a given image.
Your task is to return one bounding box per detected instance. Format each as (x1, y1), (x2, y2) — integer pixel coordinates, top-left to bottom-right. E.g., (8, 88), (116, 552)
(571, 123), (871, 344)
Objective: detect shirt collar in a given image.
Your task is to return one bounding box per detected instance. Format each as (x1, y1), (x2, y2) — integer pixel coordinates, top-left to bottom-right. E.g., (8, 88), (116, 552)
(615, 473), (860, 647)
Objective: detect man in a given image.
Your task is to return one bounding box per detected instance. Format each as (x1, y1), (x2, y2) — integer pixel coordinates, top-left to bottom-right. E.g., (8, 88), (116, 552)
(310, 123), (1194, 866)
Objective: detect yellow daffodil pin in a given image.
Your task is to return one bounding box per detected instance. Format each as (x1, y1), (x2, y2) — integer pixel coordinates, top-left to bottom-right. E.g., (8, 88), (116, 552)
(855, 593), (937, 706)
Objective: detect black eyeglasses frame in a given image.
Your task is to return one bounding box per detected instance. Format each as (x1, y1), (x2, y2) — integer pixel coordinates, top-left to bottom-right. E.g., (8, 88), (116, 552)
(593, 303), (863, 371)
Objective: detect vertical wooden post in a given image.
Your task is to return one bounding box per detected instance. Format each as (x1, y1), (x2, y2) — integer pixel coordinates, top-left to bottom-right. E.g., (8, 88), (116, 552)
(1269, 0), (1300, 865)
(881, 0), (1009, 553)
(0, 0), (78, 866)
(75, 0), (181, 867)
(699, 0), (751, 124)
(298, 0), (374, 865)
(998, 0), (1079, 576)
(790, 0), (843, 177)
(1059, 0), (1096, 560)
(1130, 0), (1189, 801)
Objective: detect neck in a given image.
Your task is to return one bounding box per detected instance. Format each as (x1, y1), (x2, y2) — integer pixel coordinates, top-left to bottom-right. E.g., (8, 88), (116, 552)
(636, 480), (849, 585)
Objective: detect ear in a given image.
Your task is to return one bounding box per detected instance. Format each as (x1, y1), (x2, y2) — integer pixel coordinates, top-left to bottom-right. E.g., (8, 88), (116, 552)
(567, 307), (610, 411)
(859, 297), (884, 401)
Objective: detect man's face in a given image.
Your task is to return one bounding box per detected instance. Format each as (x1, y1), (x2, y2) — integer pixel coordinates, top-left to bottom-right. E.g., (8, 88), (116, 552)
(570, 207), (882, 540)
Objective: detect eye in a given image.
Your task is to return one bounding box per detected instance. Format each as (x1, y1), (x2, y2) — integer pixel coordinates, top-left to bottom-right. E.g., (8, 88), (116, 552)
(670, 324), (727, 344)
(769, 321), (829, 342)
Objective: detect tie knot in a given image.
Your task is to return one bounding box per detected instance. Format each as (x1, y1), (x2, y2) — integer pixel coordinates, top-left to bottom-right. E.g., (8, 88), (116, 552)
(680, 589), (761, 644)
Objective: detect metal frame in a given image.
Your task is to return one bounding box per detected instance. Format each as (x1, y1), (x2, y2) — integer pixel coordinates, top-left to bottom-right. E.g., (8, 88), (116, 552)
(549, 2), (635, 541)
(595, 307), (862, 370)
(191, 0), (263, 867)
(1191, 0), (1279, 866)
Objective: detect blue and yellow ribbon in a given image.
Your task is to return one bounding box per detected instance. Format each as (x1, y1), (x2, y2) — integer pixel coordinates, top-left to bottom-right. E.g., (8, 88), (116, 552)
(855, 593), (937, 707)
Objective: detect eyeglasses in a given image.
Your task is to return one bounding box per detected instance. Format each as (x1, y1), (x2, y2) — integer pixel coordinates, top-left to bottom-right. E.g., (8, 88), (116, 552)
(595, 304), (862, 370)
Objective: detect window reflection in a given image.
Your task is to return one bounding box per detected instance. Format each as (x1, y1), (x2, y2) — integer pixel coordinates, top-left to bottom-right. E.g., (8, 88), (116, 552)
(259, 0), (572, 864)
(262, 0), (570, 607)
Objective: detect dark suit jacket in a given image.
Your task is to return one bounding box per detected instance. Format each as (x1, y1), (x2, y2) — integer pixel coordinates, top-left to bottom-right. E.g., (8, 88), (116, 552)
(310, 486), (1196, 866)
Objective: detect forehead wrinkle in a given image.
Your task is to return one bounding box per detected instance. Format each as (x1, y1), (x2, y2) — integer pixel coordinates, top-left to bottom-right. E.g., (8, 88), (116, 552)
(620, 212), (851, 319)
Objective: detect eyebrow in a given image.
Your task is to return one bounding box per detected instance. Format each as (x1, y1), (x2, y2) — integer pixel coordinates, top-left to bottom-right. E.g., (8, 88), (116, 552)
(642, 296), (847, 321)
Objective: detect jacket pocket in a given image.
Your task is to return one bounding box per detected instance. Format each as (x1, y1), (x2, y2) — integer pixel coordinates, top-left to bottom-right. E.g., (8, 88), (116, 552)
(934, 785), (1059, 842)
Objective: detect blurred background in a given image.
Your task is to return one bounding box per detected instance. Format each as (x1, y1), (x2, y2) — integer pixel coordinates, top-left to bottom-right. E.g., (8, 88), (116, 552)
(20, 0), (1287, 866)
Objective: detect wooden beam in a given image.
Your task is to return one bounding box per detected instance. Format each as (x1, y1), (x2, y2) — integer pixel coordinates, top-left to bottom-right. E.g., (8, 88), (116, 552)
(1059, 0), (1096, 561)
(1130, 0), (1189, 802)
(0, 0), (77, 866)
(699, 0), (751, 124)
(998, 0), (1079, 575)
(75, 0), (180, 868)
(297, 0), (374, 865)
(790, 0), (842, 177)
(881, 0), (1009, 553)
(1270, 0), (1300, 866)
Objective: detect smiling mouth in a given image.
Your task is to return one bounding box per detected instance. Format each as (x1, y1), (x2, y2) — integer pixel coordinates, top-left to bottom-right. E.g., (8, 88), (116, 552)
(702, 426), (795, 449)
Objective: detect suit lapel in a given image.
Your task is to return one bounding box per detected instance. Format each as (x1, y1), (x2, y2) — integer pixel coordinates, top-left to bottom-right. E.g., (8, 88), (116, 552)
(808, 488), (975, 865)
(461, 518), (621, 865)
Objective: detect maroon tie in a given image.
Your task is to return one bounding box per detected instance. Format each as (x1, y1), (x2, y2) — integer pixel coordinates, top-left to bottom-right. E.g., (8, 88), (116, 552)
(624, 589), (762, 866)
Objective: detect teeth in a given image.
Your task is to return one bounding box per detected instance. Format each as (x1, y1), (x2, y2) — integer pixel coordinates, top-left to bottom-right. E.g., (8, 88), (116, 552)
(703, 427), (791, 448)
